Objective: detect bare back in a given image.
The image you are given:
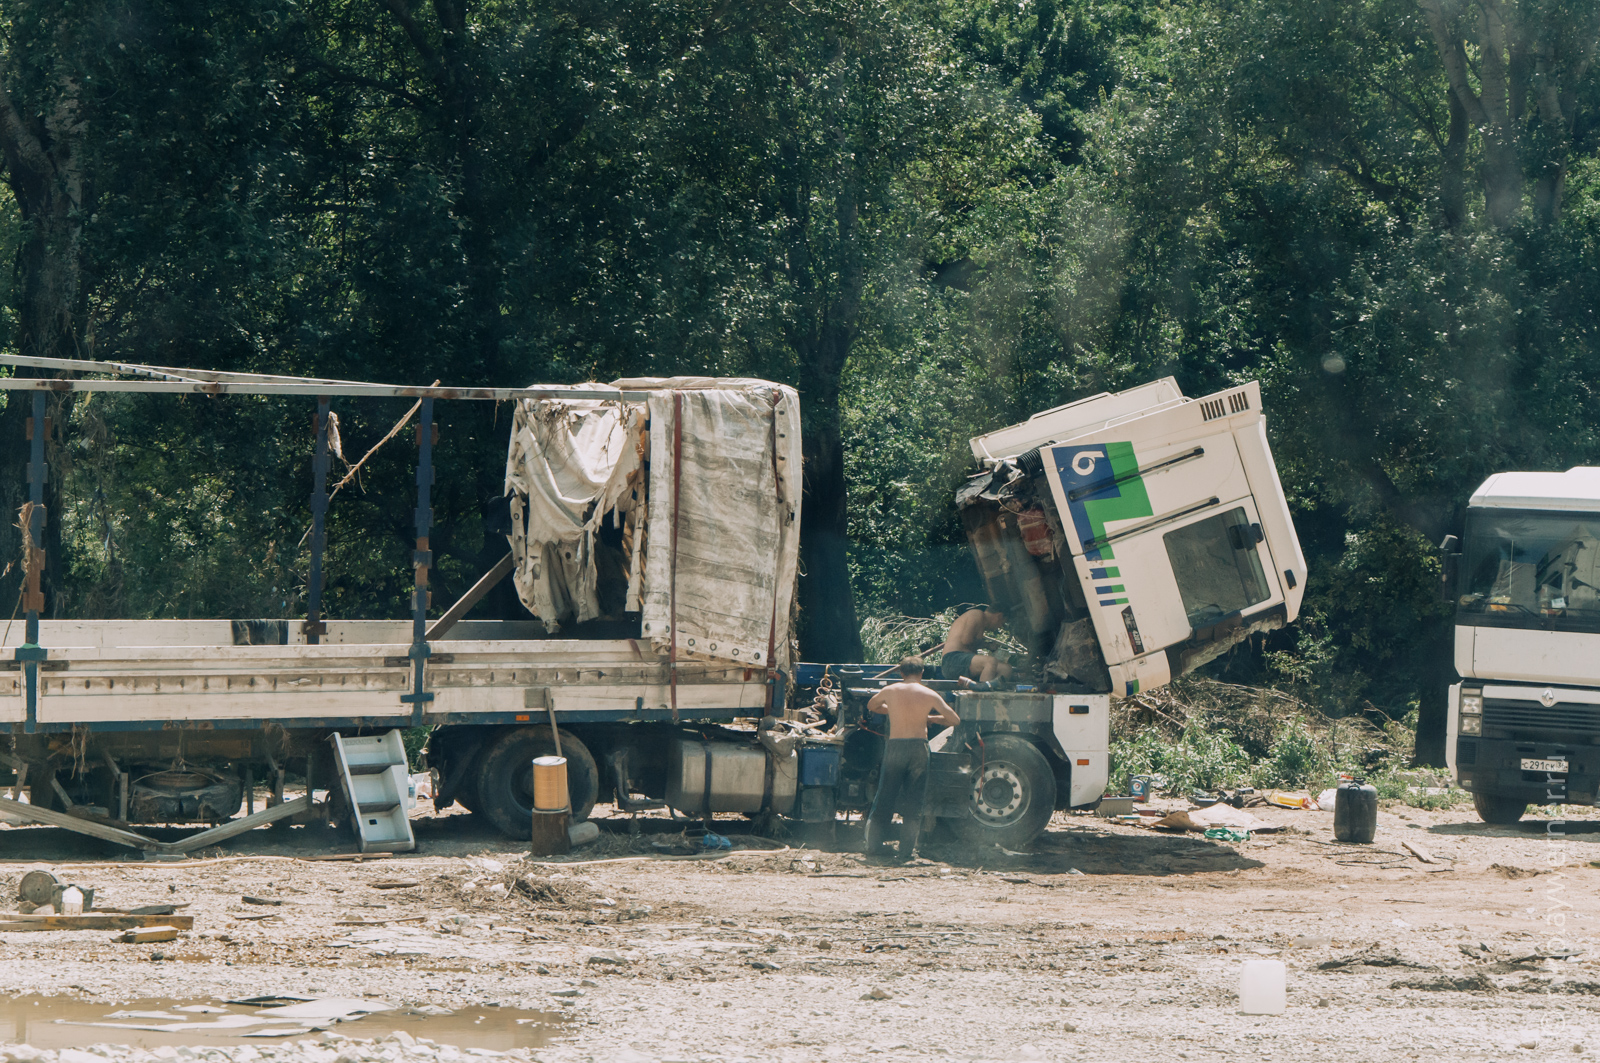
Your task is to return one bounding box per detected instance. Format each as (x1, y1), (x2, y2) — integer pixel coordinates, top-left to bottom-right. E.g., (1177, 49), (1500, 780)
(867, 681), (961, 739)
(942, 608), (988, 654)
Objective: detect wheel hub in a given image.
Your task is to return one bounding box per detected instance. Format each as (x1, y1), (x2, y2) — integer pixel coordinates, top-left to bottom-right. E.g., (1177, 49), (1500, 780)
(973, 764), (1025, 821)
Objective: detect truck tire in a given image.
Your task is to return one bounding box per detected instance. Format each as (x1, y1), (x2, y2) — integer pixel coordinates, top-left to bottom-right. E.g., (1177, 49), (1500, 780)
(948, 734), (1056, 850)
(1473, 791), (1528, 825)
(475, 726), (599, 839)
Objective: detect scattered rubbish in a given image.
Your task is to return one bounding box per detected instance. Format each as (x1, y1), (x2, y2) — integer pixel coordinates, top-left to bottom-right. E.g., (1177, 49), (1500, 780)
(59, 887), (84, 915)
(17, 870), (95, 914)
(1096, 797), (1137, 818)
(1128, 775), (1154, 802)
(117, 926), (178, 944)
(370, 879), (421, 889)
(1333, 778), (1378, 844)
(1316, 788), (1338, 809)
(240, 895), (283, 906)
(700, 832), (733, 850)
(1239, 959), (1286, 1014)
(1066, 868), (1085, 876)
(1204, 827), (1251, 842)
(1190, 793), (1220, 808)
(1152, 805), (1276, 833)
(1265, 790), (1317, 810)
(1318, 948), (1438, 972)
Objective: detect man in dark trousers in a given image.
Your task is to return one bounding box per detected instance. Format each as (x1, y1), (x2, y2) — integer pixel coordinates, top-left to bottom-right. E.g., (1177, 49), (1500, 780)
(864, 656), (961, 861)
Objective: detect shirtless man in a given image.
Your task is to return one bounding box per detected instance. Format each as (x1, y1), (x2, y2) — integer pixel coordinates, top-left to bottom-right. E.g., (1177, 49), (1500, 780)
(864, 657), (961, 861)
(939, 606), (1012, 686)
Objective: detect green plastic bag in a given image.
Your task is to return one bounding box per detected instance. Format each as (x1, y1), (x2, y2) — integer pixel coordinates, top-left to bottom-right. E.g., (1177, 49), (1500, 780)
(1204, 826), (1250, 842)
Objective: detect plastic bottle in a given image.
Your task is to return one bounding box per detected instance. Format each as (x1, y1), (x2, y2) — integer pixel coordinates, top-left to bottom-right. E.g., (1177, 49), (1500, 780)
(60, 886), (83, 915)
(1333, 778), (1379, 844)
(1239, 959), (1286, 1014)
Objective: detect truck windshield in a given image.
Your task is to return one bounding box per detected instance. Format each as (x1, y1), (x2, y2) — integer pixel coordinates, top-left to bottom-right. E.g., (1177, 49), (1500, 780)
(1163, 506), (1271, 628)
(1459, 509), (1600, 633)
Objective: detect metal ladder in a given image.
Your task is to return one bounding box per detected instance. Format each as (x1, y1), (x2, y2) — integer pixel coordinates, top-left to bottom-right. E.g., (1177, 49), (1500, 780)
(330, 730), (416, 853)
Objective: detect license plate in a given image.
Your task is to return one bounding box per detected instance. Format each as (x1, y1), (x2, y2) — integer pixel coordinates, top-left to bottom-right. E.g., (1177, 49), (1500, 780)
(1521, 758), (1568, 773)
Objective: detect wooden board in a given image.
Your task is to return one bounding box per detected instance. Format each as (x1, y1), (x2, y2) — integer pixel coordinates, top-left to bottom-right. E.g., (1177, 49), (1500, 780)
(0, 913), (194, 931)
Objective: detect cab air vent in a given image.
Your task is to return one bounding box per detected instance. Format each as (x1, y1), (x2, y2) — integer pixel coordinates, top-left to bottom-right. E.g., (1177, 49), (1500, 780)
(1199, 398), (1226, 421)
(1228, 389), (1250, 414)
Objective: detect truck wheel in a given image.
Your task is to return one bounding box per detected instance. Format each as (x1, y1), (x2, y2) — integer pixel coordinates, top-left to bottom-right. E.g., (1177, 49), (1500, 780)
(475, 727), (599, 839)
(949, 734), (1056, 850)
(1473, 792), (1528, 825)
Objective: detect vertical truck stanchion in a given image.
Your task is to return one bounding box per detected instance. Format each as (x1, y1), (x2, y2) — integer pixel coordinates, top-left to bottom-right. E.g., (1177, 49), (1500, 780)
(304, 396), (331, 645)
(401, 397), (436, 726)
(18, 391), (47, 734)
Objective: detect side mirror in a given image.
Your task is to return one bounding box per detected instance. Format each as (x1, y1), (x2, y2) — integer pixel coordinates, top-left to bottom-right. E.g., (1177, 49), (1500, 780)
(1439, 534), (1461, 604)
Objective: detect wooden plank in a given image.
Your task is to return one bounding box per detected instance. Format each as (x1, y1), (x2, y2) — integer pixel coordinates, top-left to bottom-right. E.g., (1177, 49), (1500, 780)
(0, 796), (163, 851)
(1401, 839), (1440, 864)
(161, 795), (311, 854)
(0, 913), (194, 931)
(427, 553), (514, 641)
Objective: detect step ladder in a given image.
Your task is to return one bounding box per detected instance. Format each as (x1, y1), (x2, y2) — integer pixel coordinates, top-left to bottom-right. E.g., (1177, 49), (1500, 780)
(330, 730), (416, 853)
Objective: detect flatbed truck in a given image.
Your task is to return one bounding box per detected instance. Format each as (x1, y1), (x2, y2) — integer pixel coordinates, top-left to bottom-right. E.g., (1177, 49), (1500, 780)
(0, 358), (1304, 854)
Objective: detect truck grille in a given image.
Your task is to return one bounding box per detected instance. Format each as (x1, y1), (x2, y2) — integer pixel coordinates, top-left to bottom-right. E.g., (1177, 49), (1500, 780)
(1484, 698), (1600, 734)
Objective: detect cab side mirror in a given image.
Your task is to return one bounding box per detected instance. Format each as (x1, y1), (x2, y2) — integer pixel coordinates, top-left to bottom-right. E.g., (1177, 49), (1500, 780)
(1439, 534), (1461, 603)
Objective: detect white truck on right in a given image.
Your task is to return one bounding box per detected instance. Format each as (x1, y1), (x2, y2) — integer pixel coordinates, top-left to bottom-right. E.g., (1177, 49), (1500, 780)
(1445, 467), (1600, 823)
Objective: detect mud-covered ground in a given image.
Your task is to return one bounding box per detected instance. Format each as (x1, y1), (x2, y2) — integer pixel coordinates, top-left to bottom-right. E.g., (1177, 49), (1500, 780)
(0, 799), (1598, 1063)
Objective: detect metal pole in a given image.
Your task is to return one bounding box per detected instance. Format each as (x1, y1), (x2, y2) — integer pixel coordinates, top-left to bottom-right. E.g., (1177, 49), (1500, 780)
(401, 398), (436, 726)
(19, 392), (48, 733)
(304, 397), (331, 645)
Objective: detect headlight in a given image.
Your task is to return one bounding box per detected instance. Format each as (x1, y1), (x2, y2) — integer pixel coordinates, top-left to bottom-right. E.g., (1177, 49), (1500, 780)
(1460, 689), (1483, 715)
(1460, 714), (1481, 735)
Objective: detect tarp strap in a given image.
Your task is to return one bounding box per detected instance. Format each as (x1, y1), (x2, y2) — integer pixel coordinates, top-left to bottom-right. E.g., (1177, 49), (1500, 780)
(670, 392), (683, 724)
(764, 389), (781, 709)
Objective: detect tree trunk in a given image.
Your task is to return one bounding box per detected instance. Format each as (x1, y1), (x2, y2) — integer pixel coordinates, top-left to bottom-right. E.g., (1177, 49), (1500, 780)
(796, 363), (863, 663)
(0, 75), (87, 616)
(1439, 90), (1467, 229)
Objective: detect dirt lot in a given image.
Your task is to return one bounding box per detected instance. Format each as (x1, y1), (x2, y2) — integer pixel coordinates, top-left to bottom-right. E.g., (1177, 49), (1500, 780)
(0, 799), (1598, 1063)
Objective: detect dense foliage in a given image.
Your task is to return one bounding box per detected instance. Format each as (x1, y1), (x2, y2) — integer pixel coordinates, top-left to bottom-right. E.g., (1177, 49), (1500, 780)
(6, 0), (1600, 760)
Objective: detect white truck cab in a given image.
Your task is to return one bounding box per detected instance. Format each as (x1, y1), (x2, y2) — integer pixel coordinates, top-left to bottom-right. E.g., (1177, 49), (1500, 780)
(961, 377), (1307, 697)
(1446, 467), (1600, 822)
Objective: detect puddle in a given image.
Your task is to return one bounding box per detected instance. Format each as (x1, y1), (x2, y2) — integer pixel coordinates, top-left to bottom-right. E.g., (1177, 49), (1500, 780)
(0, 995), (565, 1051)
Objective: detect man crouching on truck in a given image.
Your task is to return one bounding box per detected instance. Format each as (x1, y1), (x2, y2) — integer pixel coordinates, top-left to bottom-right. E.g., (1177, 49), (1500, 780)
(865, 657), (961, 862)
(940, 606), (1012, 688)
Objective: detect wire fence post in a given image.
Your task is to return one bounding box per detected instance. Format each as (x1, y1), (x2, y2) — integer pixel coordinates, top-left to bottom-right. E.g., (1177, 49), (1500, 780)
(18, 391), (48, 733)
(305, 396), (331, 645)
(401, 397), (436, 727)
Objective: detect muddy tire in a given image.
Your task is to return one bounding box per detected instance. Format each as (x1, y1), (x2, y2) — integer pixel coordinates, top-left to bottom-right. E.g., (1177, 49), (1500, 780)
(948, 734), (1056, 850)
(475, 726), (599, 839)
(1473, 791), (1528, 825)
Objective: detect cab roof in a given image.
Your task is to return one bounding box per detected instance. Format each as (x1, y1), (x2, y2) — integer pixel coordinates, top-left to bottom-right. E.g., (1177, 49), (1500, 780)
(1470, 467), (1600, 510)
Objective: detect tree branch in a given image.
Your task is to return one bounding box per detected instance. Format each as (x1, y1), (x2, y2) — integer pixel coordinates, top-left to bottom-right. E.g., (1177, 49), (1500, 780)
(377, 0), (448, 90)
(1417, 0), (1490, 127)
(0, 69), (51, 183)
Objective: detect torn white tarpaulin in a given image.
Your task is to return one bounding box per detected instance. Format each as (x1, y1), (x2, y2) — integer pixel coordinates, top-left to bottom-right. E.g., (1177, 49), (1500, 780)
(504, 386), (645, 629)
(503, 377), (801, 669)
(627, 379), (801, 670)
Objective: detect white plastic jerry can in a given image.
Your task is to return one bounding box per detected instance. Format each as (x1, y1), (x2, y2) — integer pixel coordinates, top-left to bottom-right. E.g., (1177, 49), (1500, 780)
(1239, 959), (1286, 1014)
